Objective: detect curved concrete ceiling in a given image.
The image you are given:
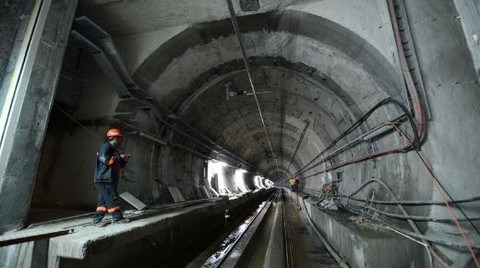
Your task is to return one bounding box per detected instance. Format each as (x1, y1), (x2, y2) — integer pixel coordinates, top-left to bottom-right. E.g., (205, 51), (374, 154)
(130, 10), (403, 180)
(3, 3), (480, 264)
(79, 0), (322, 34)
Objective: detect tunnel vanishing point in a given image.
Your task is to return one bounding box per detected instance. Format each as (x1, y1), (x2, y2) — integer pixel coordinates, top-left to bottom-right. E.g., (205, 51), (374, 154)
(0, 0), (480, 267)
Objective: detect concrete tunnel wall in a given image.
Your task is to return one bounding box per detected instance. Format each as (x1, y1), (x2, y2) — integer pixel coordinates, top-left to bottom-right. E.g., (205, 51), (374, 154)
(20, 0), (480, 264)
(130, 8), (407, 208)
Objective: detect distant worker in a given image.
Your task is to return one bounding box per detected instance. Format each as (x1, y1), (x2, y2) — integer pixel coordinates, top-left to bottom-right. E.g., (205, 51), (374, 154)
(289, 177), (299, 192)
(92, 128), (130, 226)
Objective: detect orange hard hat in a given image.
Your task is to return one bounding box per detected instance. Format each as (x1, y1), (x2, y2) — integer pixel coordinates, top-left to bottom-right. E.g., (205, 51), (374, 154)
(106, 128), (123, 138)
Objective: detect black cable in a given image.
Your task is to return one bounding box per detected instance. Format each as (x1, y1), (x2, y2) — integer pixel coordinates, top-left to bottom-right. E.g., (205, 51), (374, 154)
(413, 150), (480, 239)
(345, 167), (480, 239)
(342, 206), (480, 251)
(298, 114), (405, 177)
(391, 123), (480, 240)
(294, 98), (419, 177)
(344, 202), (480, 223)
(337, 194), (480, 206)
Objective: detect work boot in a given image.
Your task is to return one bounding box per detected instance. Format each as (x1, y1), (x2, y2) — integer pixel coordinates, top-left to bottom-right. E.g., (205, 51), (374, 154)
(112, 218), (130, 224)
(93, 221), (108, 227)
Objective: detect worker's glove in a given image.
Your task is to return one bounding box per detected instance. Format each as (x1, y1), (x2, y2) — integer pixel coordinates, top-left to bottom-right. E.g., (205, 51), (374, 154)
(120, 154), (130, 161)
(107, 156), (115, 166)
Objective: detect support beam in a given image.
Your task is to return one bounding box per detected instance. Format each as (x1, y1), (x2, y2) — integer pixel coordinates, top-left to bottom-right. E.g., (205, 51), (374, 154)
(0, 0), (78, 234)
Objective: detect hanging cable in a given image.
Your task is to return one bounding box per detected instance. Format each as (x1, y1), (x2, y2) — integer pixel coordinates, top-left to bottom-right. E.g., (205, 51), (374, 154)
(54, 104), (101, 139)
(226, 0), (278, 169)
(337, 194), (480, 206)
(286, 121), (310, 173)
(342, 179), (448, 266)
(386, 0), (426, 143)
(294, 98), (418, 177)
(382, 225), (480, 251)
(297, 117), (404, 176)
(73, 19), (254, 170)
(387, 122), (480, 267)
(345, 201), (480, 223)
(344, 206), (480, 252)
(385, 226), (433, 268)
(54, 104), (219, 161)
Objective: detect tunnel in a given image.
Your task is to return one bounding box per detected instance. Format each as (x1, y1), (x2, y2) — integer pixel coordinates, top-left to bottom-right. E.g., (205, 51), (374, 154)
(0, 0), (479, 267)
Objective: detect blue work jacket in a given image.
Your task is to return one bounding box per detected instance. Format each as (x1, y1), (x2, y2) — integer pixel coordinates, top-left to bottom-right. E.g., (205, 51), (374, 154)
(93, 141), (127, 183)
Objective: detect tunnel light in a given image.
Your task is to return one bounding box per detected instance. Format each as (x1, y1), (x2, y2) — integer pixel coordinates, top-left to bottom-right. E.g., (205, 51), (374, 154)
(212, 160), (228, 167)
(217, 172), (227, 193)
(264, 179), (274, 188)
(209, 160), (228, 195)
(212, 162), (224, 176)
(254, 176), (261, 188)
(234, 169), (248, 193)
(219, 162), (228, 167)
(254, 175), (266, 189)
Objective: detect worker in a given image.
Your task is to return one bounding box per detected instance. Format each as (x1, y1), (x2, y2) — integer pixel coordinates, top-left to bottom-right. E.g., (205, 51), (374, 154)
(92, 128), (130, 226)
(288, 177), (298, 192)
(293, 177), (300, 192)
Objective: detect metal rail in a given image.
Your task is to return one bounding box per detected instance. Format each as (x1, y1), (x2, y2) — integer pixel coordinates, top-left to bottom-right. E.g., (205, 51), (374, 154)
(203, 192), (276, 268)
(282, 190), (295, 268)
(203, 189), (346, 267)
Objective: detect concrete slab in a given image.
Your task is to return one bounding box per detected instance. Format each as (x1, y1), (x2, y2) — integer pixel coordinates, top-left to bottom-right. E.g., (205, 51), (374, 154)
(167, 186), (186, 203)
(201, 186), (213, 199)
(299, 196), (427, 268)
(119, 192), (147, 210)
(0, 190), (271, 268)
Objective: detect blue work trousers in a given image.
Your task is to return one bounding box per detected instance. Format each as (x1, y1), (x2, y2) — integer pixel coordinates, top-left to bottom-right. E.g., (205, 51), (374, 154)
(92, 182), (123, 223)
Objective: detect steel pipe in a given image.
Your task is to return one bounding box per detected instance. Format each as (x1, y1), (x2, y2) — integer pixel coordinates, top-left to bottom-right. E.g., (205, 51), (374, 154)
(72, 18), (254, 169)
(226, 0), (279, 169)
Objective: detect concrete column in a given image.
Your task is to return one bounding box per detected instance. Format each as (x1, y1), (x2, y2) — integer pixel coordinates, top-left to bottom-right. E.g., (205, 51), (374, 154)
(0, 1), (34, 87)
(0, 0), (78, 234)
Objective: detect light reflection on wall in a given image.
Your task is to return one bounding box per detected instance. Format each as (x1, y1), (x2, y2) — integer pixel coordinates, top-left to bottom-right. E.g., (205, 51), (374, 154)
(254, 175), (264, 189)
(207, 160), (259, 195)
(234, 169), (248, 192)
(208, 161), (227, 193)
(207, 160), (274, 195)
(264, 179), (274, 188)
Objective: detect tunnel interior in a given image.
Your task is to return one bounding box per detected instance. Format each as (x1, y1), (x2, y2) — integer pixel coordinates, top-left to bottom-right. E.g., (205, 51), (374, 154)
(0, 0), (479, 267)
(32, 7), (411, 213)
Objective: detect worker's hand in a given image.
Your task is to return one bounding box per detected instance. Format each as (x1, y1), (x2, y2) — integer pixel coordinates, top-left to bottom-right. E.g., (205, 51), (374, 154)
(120, 154), (130, 161)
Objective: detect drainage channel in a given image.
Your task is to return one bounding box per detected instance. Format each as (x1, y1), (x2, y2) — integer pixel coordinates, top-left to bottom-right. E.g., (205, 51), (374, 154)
(203, 199), (273, 267)
(184, 192), (276, 268)
(189, 189), (341, 268)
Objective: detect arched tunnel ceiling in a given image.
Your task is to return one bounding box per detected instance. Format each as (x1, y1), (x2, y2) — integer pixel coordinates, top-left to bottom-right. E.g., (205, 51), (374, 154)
(131, 10), (403, 180)
(79, 0), (323, 34)
(177, 66), (349, 170)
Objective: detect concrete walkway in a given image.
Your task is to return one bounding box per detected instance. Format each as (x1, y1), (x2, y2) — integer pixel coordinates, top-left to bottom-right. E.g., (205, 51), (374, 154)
(0, 190), (271, 268)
